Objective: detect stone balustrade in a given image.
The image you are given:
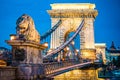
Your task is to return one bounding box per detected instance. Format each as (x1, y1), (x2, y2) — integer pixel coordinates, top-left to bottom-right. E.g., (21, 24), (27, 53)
(0, 60), (81, 80)
(0, 67), (17, 80)
(16, 60), (80, 79)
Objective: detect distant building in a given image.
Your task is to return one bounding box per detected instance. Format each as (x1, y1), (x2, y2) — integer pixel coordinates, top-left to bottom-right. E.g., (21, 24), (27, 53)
(106, 41), (120, 62)
(95, 43), (106, 63)
(0, 47), (12, 65)
(0, 47), (10, 54)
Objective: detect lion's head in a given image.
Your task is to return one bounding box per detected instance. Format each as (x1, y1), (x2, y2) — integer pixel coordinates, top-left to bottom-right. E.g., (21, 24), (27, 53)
(16, 14), (32, 34)
(16, 14), (40, 43)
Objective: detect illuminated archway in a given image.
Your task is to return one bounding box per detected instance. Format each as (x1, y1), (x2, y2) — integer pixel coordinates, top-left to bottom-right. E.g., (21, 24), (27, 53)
(49, 3), (98, 60)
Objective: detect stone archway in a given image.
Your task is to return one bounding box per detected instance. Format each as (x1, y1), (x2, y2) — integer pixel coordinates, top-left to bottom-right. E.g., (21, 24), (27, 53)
(48, 3), (98, 60)
(64, 30), (81, 60)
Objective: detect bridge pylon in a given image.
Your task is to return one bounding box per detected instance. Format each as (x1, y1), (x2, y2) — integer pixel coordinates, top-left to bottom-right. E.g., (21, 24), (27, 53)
(48, 3), (98, 60)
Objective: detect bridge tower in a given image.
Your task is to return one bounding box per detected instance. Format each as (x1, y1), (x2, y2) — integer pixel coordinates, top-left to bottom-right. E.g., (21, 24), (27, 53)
(48, 3), (98, 60)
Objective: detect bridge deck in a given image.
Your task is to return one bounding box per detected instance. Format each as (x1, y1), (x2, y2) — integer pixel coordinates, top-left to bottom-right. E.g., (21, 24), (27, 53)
(46, 62), (92, 77)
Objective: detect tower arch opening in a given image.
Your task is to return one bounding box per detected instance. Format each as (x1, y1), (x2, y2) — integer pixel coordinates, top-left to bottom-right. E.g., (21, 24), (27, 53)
(63, 31), (80, 60)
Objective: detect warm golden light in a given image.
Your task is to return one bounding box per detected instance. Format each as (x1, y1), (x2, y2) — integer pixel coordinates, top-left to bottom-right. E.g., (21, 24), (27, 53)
(47, 49), (52, 53)
(0, 60), (7, 67)
(71, 41), (75, 45)
(44, 42), (48, 47)
(54, 69), (104, 80)
(66, 47), (69, 51)
(10, 34), (16, 40)
(76, 49), (79, 52)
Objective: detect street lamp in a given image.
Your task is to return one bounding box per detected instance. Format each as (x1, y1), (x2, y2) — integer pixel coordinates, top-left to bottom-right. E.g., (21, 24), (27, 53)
(75, 49), (79, 56)
(76, 49), (79, 53)
(66, 47), (69, 51)
(10, 34), (16, 40)
(43, 42), (48, 47)
(71, 41), (75, 45)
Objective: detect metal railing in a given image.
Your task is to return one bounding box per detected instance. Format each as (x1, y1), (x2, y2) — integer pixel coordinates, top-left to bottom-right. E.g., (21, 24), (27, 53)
(16, 60), (80, 79)
(43, 60), (80, 75)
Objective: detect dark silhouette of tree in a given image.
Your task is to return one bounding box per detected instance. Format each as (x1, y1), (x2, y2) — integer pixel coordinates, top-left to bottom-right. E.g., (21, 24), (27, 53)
(116, 56), (120, 68)
(112, 57), (116, 66)
(0, 50), (12, 66)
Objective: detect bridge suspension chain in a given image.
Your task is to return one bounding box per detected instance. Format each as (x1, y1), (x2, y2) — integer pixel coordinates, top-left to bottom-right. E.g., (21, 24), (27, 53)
(40, 19), (62, 41)
(66, 35), (79, 60)
(44, 19), (85, 58)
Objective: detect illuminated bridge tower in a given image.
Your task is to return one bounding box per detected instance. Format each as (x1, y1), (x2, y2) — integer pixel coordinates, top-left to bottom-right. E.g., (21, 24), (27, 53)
(48, 3), (98, 60)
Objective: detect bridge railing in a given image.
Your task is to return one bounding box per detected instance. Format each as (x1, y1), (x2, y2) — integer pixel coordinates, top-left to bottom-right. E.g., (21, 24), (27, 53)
(16, 59), (92, 79)
(43, 59), (80, 75)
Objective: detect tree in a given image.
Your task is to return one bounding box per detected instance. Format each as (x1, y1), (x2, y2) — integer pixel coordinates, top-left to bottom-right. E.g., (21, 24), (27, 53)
(116, 56), (120, 68)
(112, 57), (116, 66)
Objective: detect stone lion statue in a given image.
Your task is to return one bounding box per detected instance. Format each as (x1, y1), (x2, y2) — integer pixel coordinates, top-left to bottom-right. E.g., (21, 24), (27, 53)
(16, 14), (40, 43)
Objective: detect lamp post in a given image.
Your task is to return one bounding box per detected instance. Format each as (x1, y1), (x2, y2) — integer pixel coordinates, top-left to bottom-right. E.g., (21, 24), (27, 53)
(66, 47), (70, 51)
(71, 41), (75, 45)
(43, 42), (48, 47)
(42, 42), (48, 55)
(75, 49), (79, 61)
(10, 34), (16, 40)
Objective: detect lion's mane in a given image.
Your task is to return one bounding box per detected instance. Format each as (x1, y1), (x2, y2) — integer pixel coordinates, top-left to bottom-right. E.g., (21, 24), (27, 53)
(16, 14), (40, 43)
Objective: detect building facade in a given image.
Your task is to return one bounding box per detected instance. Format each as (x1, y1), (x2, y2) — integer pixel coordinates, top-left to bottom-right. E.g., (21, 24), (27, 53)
(106, 41), (120, 62)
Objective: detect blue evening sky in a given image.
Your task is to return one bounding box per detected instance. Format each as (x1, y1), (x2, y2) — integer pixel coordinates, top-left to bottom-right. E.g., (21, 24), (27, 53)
(0, 0), (120, 49)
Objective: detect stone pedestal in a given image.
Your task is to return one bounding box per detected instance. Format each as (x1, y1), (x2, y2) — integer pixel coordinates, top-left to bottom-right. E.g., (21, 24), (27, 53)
(6, 40), (47, 64)
(5, 14), (48, 79)
(81, 49), (96, 60)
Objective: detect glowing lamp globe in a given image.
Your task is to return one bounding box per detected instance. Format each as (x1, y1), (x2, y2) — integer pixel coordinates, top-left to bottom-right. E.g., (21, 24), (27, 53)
(10, 34), (16, 40)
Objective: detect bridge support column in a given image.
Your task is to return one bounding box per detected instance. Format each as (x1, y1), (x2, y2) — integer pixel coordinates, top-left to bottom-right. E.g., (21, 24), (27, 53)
(6, 40), (47, 64)
(80, 18), (96, 60)
(48, 3), (98, 60)
(81, 49), (96, 60)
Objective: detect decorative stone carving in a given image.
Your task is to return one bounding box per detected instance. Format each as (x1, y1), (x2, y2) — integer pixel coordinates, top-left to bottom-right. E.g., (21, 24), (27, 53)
(48, 9), (98, 18)
(6, 14), (47, 64)
(16, 14), (40, 43)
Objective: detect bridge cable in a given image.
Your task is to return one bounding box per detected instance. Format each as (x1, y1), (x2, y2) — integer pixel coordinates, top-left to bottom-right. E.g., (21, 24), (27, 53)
(40, 19), (62, 41)
(44, 19), (84, 58)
